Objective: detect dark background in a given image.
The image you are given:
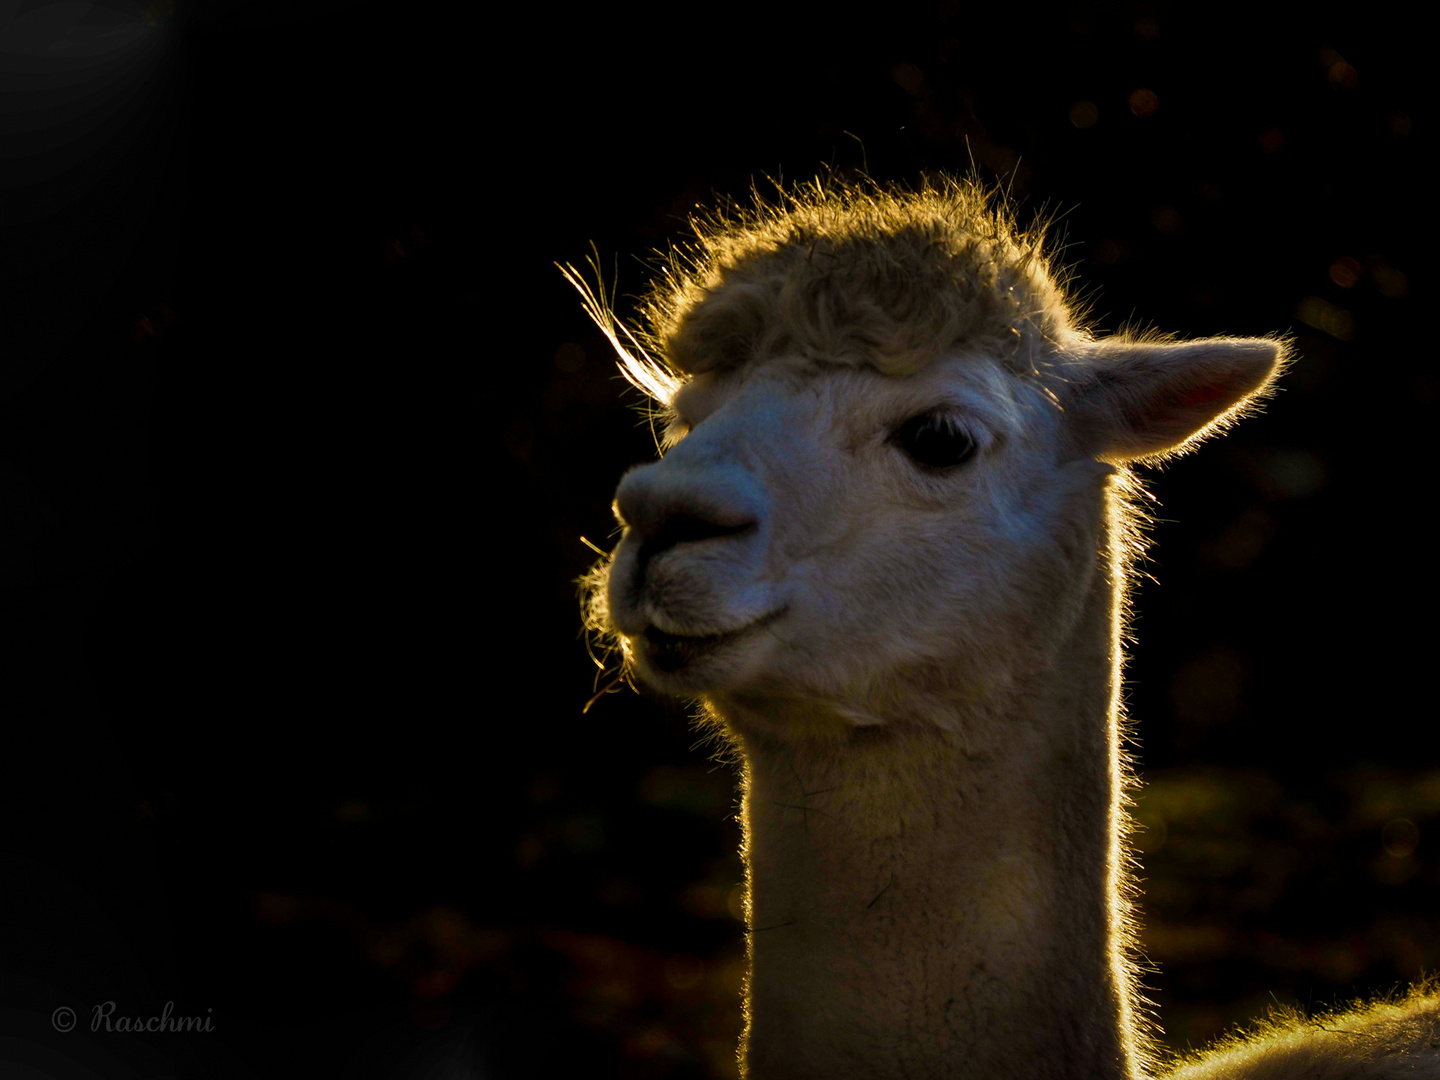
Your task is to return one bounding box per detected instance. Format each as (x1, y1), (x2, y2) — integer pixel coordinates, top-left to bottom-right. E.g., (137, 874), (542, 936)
(0, 1), (1432, 1077)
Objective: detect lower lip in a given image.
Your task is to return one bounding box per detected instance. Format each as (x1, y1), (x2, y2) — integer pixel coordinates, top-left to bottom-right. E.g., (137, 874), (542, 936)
(640, 609), (784, 673)
(642, 625), (743, 673)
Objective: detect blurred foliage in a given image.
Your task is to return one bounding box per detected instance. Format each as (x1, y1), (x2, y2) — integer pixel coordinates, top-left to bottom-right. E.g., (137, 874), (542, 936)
(1135, 769), (1440, 1056)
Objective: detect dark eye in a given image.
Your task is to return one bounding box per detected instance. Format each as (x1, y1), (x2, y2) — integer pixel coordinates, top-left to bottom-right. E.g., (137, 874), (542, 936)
(893, 413), (977, 469)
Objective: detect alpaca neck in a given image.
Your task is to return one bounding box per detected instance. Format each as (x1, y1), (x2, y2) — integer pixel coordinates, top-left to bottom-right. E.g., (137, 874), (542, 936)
(718, 567), (1142, 1080)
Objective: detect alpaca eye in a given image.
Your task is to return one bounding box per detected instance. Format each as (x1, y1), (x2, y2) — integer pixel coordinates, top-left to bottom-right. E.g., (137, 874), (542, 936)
(893, 413), (976, 469)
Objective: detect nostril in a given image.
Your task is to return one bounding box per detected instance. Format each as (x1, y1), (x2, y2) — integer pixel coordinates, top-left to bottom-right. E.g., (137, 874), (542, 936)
(636, 512), (757, 570)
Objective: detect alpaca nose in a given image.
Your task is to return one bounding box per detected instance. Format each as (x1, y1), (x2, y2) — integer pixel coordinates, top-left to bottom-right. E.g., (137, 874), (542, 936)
(614, 462), (763, 570)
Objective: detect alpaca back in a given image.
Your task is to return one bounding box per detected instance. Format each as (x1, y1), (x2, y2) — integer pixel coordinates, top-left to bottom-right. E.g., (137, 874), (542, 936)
(1166, 984), (1440, 1080)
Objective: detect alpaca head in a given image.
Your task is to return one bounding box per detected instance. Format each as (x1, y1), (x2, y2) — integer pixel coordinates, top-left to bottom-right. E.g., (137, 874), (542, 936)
(578, 178), (1286, 741)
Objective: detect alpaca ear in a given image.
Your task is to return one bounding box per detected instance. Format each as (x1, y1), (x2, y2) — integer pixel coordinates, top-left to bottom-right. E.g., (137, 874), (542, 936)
(1061, 337), (1288, 463)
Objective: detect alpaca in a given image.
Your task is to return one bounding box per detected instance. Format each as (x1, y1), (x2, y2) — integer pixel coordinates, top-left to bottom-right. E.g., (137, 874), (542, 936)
(567, 177), (1440, 1079)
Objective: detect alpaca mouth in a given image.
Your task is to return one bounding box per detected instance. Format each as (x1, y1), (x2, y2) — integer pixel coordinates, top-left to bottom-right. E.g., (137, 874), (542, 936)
(640, 610), (786, 673)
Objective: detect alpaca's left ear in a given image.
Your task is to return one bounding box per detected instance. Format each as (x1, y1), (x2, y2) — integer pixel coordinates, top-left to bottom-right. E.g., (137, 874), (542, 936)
(1060, 337), (1289, 463)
